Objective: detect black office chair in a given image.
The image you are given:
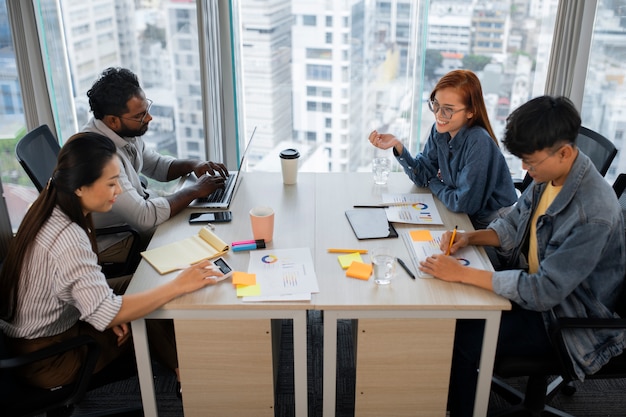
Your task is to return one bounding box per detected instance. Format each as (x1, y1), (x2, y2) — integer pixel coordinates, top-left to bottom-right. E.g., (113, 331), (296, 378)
(15, 125), (141, 277)
(514, 126), (618, 193)
(489, 175), (626, 417)
(0, 327), (142, 417)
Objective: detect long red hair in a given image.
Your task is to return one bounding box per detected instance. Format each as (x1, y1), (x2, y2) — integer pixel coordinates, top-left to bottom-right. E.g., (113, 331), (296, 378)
(430, 69), (498, 146)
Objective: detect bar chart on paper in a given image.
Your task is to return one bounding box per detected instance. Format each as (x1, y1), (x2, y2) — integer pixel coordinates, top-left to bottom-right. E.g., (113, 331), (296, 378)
(382, 193), (444, 224)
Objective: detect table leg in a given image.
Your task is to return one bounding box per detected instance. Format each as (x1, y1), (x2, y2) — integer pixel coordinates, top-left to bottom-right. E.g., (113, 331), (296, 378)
(131, 318), (158, 416)
(473, 311), (502, 417)
(293, 311), (308, 417)
(322, 311), (339, 417)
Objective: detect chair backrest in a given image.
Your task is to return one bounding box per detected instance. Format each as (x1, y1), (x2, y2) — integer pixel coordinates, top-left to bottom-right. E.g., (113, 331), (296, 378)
(576, 126), (617, 177)
(0, 178), (12, 267)
(15, 124), (61, 192)
(517, 126), (618, 194)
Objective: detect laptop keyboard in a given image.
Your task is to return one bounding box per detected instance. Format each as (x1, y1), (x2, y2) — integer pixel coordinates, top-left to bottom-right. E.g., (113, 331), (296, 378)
(196, 175), (234, 203)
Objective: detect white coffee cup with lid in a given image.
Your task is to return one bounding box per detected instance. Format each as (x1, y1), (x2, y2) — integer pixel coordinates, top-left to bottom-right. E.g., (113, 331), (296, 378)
(279, 148), (300, 185)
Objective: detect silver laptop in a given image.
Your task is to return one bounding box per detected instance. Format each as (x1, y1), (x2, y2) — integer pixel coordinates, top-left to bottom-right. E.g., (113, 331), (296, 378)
(181, 127), (256, 209)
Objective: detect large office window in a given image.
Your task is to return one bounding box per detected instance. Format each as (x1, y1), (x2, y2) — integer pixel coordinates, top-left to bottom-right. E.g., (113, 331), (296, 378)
(5, 0), (626, 229)
(580, 0), (626, 184)
(237, 0), (557, 176)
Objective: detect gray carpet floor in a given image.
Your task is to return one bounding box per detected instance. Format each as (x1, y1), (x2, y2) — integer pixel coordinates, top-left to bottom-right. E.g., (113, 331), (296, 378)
(67, 311), (626, 417)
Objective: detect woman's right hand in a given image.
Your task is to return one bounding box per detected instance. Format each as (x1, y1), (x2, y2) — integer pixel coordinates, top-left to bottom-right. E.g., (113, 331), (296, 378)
(368, 130), (402, 153)
(174, 260), (224, 294)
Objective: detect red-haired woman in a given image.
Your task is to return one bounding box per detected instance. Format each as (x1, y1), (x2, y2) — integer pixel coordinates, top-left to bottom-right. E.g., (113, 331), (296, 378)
(369, 69), (516, 229)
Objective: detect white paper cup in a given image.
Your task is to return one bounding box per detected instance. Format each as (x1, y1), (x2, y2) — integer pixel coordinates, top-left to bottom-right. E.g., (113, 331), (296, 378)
(280, 148), (300, 185)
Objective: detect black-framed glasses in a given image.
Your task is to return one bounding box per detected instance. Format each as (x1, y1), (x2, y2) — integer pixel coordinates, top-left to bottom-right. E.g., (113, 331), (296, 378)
(521, 144), (572, 172)
(428, 99), (465, 119)
(118, 99), (153, 125)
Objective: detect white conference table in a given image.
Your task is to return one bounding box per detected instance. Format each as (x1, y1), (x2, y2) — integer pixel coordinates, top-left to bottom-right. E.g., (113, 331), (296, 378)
(126, 172), (316, 417)
(312, 172), (511, 417)
(127, 171), (511, 417)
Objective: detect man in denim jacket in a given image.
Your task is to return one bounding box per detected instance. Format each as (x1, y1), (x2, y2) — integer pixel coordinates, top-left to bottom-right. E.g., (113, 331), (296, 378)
(419, 96), (626, 417)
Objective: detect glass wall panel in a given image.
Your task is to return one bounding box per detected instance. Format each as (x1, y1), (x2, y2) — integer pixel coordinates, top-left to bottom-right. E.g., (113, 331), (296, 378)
(37, 0), (202, 192)
(0, 1), (34, 230)
(580, 0), (626, 184)
(236, 0), (558, 178)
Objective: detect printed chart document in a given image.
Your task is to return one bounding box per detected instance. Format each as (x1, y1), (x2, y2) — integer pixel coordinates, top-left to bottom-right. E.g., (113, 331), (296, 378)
(382, 193), (444, 225)
(402, 229), (488, 278)
(141, 226), (229, 274)
(242, 248), (319, 302)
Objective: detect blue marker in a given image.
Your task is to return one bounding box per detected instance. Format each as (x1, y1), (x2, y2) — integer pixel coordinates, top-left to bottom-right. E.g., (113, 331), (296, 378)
(232, 241), (266, 252)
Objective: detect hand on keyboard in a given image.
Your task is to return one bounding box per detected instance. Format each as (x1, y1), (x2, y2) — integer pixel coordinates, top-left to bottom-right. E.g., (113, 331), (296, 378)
(192, 161), (229, 178)
(195, 174), (226, 198)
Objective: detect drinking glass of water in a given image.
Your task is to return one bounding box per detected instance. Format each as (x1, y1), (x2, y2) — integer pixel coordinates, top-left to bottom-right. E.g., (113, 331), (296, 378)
(371, 246), (396, 285)
(372, 157), (391, 185)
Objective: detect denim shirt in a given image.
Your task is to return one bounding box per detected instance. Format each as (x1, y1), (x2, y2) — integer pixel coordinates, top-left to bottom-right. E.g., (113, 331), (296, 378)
(489, 152), (626, 380)
(394, 123), (517, 228)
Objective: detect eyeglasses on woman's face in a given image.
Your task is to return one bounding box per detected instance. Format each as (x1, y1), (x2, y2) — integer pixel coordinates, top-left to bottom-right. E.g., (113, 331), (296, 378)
(428, 99), (465, 120)
(118, 99), (153, 125)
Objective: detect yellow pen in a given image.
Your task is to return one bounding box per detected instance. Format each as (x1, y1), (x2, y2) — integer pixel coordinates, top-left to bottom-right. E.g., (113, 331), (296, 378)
(445, 225), (458, 256)
(327, 248), (368, 254)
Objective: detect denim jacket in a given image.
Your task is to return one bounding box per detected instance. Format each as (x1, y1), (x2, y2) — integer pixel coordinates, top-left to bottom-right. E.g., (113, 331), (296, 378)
(395, 123), (517, 228)
(489, 151), (626, 380)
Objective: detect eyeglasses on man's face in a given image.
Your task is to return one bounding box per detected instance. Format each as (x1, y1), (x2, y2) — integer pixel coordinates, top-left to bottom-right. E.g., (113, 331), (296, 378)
(521, 144), (571, 172)
(118, 99), (153, 125)
(428, 99), (465, 120)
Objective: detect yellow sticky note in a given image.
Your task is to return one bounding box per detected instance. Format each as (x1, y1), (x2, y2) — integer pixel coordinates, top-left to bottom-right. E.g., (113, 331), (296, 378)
(346, 261), (373, 280)
(410, 229), (433, 242)
(337, 252), (363, 269)
(232, 271), (256, 286)
(236, 284), (261, 297)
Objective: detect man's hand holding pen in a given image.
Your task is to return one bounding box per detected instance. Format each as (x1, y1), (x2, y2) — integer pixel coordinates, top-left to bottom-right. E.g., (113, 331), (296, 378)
(418, 226), (467, 282)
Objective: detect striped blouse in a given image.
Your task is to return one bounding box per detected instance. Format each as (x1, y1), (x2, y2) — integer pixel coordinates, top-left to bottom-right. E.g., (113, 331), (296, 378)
(0, 207), (122, 338)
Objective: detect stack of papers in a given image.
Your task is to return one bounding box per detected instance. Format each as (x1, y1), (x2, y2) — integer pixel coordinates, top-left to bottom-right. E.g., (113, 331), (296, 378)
(236, 248), (319, 302)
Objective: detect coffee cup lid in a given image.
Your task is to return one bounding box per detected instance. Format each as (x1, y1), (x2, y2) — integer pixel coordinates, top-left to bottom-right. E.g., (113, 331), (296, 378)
(280, 148), (300, 159)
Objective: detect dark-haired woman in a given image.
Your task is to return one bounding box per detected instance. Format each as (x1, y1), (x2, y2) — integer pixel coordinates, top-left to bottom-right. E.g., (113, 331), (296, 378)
(0, 132), (221, 390)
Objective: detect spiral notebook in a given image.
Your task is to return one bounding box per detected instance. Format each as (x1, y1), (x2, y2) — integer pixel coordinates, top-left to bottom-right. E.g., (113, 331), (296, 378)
(345, 208), (398, 240)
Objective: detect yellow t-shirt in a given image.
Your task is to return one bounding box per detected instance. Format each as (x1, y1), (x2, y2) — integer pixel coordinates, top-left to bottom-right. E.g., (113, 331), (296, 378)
(528, 182), (562, 274)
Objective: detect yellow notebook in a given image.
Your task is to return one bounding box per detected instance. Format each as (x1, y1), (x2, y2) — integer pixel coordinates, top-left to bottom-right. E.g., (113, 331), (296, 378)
(141, 226), (230, 274)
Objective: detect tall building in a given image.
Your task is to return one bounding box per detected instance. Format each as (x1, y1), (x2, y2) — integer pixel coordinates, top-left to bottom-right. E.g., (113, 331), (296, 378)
(165, 0), (203, 159)
(240, 0), (293, 166)
(292, 1), (372, 172)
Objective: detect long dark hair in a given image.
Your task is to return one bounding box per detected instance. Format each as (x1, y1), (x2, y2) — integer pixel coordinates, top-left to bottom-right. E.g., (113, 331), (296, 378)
(430, 69), (498, 146)
(0, 132), (117, 321)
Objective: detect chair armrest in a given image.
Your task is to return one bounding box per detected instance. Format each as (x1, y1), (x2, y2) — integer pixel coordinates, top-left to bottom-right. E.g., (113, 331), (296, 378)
(95, 224), (139, 238)
(0, 334), (100, 370)
(548, 316), (626, 381)
(554, 317), (626, 331)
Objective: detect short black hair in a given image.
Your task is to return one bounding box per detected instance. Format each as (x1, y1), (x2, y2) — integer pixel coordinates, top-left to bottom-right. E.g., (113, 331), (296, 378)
(87, 67), (143, 120)
(502, 96), (581, 158)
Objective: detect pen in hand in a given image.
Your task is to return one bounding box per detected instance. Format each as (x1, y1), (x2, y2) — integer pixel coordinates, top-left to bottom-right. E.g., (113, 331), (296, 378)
(396, 257), (416, 279)
(445, 225), (458, 256)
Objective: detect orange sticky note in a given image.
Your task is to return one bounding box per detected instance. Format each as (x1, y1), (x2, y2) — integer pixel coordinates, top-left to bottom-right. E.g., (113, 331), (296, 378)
(345, 261), (372, 280)
(410, 229), (433, 242)
(232, 271), (256, 286)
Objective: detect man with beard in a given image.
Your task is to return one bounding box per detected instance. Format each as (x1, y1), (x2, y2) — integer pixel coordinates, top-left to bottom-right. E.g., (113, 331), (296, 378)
(82, 67), (228, 265)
